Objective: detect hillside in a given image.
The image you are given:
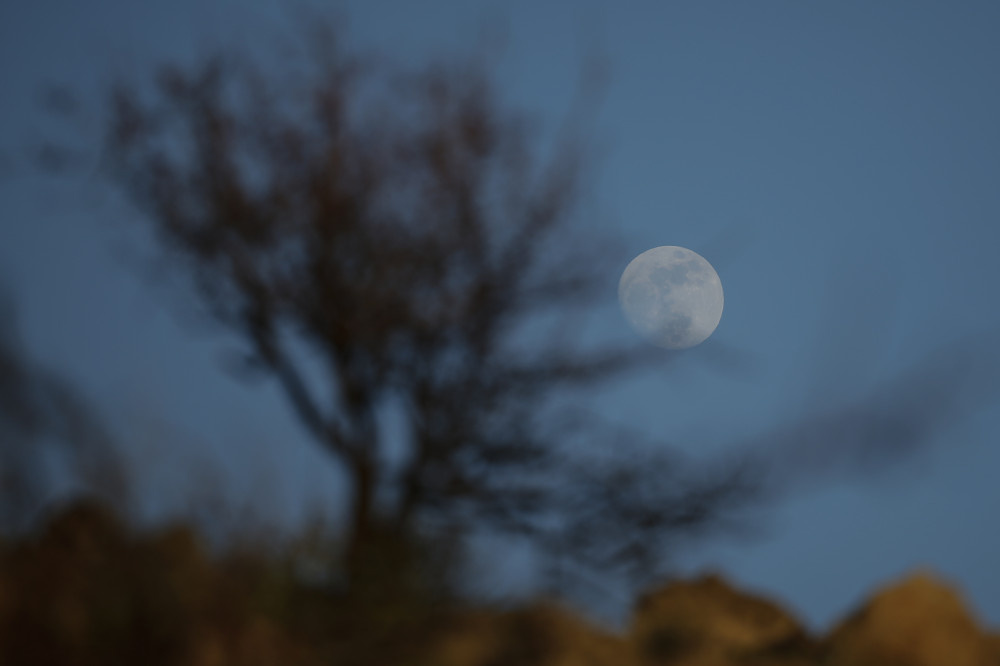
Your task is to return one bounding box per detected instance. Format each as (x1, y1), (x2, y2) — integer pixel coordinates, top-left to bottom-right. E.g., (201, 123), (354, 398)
(1, 501), (996, 665)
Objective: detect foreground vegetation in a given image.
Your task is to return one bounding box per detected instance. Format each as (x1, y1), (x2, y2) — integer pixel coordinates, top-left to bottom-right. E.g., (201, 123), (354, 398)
(1, 500), (997, 666)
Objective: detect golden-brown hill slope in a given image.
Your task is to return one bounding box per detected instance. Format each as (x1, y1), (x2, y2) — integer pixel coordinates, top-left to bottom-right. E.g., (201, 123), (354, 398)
(2, 501), (998, 666)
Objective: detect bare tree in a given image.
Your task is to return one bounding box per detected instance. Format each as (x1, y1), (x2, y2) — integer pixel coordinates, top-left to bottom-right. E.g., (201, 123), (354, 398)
(94, 28), (1000, 600)
(97, 34), (758, 590)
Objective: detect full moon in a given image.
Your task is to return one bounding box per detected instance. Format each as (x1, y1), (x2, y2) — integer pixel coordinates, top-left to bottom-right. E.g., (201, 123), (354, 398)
(618, 246), (724, 349)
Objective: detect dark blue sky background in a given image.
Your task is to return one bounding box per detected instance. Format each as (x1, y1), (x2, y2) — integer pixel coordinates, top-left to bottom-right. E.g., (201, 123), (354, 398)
(2, 1), (999, 630)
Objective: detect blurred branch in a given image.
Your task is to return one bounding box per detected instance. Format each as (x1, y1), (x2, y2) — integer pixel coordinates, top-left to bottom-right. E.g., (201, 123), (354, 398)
(0, 288), (129, 532)
(752, 333), (1000, 490)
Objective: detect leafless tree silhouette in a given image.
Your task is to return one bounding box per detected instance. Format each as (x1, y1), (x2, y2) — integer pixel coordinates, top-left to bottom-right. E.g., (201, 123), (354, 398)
(97, 33), (760, 590)
(92, 26), (999, 597)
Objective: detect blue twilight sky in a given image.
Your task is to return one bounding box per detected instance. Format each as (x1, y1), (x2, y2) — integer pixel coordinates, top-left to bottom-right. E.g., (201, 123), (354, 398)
(2, 1), (1000, 631)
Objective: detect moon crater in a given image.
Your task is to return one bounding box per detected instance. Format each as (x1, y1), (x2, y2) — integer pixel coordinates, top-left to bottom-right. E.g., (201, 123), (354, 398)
(618, 246), (724, 349)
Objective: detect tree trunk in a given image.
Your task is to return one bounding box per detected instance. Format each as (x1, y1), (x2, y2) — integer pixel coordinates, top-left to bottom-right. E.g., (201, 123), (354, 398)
(344, 455), (377, 588)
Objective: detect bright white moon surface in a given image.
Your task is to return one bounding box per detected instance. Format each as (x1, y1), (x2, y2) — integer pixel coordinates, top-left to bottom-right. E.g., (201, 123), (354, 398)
(618, 246), (724, 349)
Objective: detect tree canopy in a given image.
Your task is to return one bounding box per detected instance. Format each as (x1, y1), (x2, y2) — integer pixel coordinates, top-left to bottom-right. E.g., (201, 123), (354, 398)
(101, 34), (755, 592)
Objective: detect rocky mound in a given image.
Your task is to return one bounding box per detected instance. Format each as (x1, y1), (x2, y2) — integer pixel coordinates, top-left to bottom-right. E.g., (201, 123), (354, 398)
(629, 574), (816, 665)
(824, 571), (1000, 666)
(427, 571), (1000, 666)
